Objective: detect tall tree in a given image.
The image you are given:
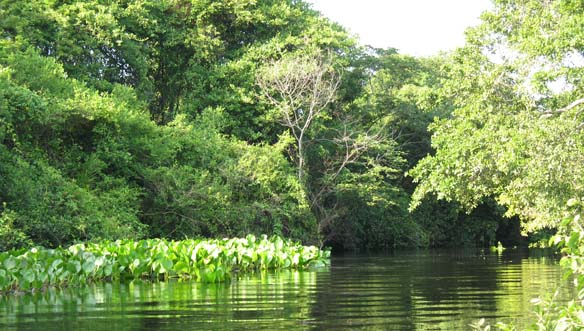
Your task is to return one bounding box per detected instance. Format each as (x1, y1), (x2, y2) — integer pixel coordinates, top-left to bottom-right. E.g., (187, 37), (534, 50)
(257, 50), (410, 247)
(257, 51), (340, 183)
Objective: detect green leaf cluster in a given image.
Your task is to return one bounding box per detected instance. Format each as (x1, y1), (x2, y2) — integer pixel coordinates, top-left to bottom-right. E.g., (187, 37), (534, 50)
(0, 42), (316, 247)
(410, 0), (584, 233)
(411, 0), (584, 329)
(0, 0), (512, 251)
(0, 235), (329, 294)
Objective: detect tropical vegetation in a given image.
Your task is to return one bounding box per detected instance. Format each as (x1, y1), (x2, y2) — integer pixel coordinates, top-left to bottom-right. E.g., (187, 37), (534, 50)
(0, 0), (583, 328)
(0, 0), (516, 252)
(0, 235), (328, 293)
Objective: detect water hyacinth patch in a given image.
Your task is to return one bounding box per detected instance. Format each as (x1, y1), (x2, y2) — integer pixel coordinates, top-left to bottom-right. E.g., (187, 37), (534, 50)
(0, 235), (330, 294)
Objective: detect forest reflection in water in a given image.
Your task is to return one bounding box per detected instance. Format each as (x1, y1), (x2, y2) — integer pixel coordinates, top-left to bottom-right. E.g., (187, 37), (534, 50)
(0, 249), (574, 330)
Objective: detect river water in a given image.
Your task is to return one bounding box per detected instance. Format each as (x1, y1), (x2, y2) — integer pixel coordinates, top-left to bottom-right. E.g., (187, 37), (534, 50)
(0, 249), (574, 330)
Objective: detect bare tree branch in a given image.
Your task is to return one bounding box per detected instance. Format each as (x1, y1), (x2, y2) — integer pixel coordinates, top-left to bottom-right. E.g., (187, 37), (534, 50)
(258, 51), (388, 245)
(540, 97), (584, 118)
(257, 51), (340, 182)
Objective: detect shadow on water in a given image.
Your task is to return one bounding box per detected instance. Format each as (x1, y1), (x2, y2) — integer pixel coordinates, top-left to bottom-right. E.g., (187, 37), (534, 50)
(0, 249), (574, 331)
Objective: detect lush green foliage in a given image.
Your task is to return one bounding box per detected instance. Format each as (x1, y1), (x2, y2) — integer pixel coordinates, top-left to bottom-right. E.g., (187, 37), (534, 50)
(0, 39), (316, 247)
(2, 3), (584, 329)
(0, 235), (329, 294)
(473, 203), (584, 331)
(540, 202), (584, 330)
(2, 0), (559, 253)
(0, 0), (353, 137)
(1, 0), (460, 250)
(410, 0), (584, 329)
(409, 0), (584, 233)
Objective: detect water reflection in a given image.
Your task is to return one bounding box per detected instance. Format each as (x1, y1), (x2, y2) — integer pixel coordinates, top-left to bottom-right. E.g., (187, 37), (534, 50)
(0, 249), (574, 330)
(311, 249), (573, 330)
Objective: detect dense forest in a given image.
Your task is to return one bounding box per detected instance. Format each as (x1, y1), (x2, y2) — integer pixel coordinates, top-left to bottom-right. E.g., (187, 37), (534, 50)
(1, 0), (583, 328)
(0, 0), (581, 253)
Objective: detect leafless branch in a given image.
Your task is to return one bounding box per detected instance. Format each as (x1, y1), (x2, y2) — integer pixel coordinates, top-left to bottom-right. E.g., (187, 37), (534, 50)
(257, 51), (340, 182)
(257, 51), (388, 245)
(540, 97), (584, 118)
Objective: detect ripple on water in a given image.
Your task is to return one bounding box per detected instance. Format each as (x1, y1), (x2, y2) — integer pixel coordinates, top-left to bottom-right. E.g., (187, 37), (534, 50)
(0, 249), (575, 331)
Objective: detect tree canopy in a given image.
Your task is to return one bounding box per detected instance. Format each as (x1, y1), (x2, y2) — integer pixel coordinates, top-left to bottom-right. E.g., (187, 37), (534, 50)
(1, 0), (581, 255)
(409, 0), (584, 233)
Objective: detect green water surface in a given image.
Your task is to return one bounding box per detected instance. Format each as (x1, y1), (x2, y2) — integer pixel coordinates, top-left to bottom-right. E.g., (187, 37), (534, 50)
(0, 249), (574, 330)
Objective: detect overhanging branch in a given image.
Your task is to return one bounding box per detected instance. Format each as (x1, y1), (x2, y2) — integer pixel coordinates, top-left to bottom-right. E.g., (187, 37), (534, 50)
(541, 97), (584, 118)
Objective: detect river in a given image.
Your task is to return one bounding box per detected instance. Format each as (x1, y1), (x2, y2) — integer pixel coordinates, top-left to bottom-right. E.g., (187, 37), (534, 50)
(0, 249), (574, 330)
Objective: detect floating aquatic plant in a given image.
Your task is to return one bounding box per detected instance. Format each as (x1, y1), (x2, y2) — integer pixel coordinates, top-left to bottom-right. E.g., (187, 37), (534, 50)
(0, 235), (330, 294)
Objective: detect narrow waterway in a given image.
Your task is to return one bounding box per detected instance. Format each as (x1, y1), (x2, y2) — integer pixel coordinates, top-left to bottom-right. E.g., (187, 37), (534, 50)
(0, 249), (574, 330)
